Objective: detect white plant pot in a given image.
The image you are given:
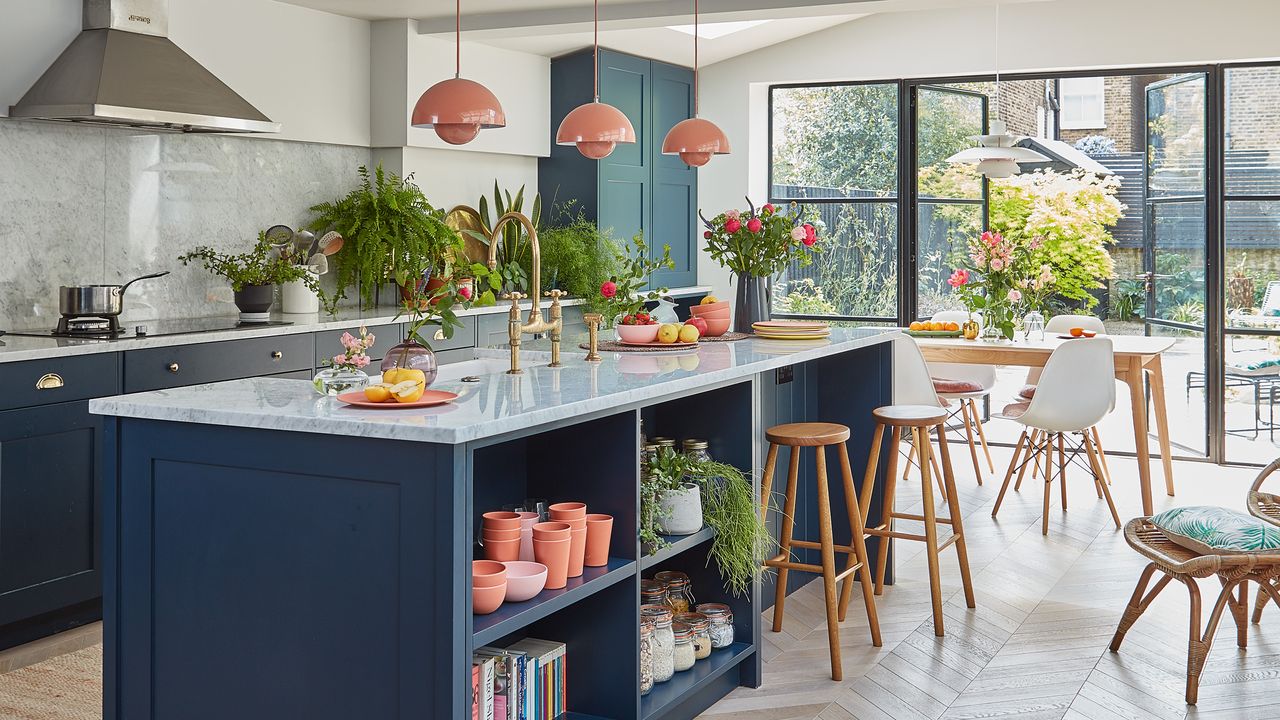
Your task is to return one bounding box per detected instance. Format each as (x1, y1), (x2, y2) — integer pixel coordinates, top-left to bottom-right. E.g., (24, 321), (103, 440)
(281, 272), (319, 314)
(656, 483), (703, 536)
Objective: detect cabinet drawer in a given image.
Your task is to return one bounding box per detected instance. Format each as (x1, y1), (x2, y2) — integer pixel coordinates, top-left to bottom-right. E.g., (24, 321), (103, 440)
(404, 316), (475, 353)
(0, 354), (120, 411)
(124, 334), (314, 393)
(313, 323), (401, 367)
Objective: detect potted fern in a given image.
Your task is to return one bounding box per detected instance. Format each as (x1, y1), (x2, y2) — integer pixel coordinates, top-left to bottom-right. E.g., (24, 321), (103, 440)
(308, 164), (460, 313)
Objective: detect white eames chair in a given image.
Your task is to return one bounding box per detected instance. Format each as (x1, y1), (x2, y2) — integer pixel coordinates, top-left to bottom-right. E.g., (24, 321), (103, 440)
(921, 311), (997, 483)
(992, 337), (1122, 535)
(893, 336), (952, 500)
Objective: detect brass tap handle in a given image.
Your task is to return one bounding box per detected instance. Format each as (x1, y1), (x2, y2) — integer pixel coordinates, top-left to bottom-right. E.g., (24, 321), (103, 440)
(506, 291), (526, 375)
(583, 313), (603, 362)
(545, 290), (565, 367)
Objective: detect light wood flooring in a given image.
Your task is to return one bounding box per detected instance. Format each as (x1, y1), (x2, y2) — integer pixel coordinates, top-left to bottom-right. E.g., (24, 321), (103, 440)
(701, 446), (1280, 720)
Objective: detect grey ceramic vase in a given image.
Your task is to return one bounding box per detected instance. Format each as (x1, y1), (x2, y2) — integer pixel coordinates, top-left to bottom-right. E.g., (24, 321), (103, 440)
(734, 272), (771, 334)
(656, 483), (703, 536)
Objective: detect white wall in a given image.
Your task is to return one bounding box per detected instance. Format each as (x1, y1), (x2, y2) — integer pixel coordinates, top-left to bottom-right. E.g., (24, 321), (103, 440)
(373, 146), (539, 211)
(696, 0), (1280, 298)
(0, 0), (372, 147)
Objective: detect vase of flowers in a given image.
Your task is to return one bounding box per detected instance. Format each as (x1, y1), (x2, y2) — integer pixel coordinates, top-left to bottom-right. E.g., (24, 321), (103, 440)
(598, 234), (674, 341)
(948, 231), (1055, 342)
(313, 325), (375, 395)
(700, 199), (821, 333)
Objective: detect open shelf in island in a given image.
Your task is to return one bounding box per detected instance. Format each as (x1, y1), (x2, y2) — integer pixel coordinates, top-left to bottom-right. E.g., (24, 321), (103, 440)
(642, 643), (755, 720)
(640, 527), (715, 571)
(473, 557), (635, 646)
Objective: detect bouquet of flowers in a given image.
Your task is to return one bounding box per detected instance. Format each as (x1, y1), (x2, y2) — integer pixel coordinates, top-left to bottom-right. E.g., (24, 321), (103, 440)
(327, 325), (376, 370)
(699, 199), (820, 277)
(948, 231), (1054, 340)
(599, 234), (674, 327)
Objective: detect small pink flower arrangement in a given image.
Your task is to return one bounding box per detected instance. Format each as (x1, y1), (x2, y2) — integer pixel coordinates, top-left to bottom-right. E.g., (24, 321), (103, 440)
(328, 325), (375, 370)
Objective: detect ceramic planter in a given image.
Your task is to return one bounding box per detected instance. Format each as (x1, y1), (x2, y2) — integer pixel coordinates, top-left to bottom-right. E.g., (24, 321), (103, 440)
(657, 483), (703, 536)
(233, 283), (274, 322)
(281, 271), (319, 314)
(584, 514), (613, 567)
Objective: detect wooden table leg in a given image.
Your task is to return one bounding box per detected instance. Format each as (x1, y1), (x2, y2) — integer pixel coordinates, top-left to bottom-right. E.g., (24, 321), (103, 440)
(1125, 357), (1155, 516)
(1148, 355), (1176, 497)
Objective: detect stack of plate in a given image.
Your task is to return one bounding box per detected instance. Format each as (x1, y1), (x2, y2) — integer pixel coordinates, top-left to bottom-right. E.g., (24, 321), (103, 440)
(752, 320), (831, 340)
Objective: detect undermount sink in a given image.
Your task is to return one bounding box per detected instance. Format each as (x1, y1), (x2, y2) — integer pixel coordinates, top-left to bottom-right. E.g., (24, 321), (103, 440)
(433, 356), (512, 383)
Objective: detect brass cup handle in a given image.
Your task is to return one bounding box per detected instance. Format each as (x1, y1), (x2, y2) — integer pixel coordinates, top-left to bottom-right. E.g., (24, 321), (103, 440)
(35, 373), (64, 390)
(271, 351), (283, 360)
(167, 362), (180, 373)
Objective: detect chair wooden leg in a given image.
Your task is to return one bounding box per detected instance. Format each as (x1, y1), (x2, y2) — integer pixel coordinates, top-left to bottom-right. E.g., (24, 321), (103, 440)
(959, 399), (983, 484)
(935, 422), (975, 609)
(1190, 578), (1246, 704)
(1253, 580), (1277, 624)
(813, 445), (844, 681)
(1110, 563), (1163, 652)
(915, 427), (947, 636)
(874, 428), (901, 595)
(970, 398), (995, 475)
(1222, 578), (1249, 649)
(1042, 433), (1054, 536)
(992, 430), (1028, 518)
(1083, 432), (1121, 529)
(760, 443), (780, 523)
(1017, 429), (1041, 491)
(1183, 576), (1206, 705)
(837, 441), (881, 646)
(772, 447), (801, 634)
(929, 427), (948, 504)
(858, 424), (885, 527)
(1058, 432), (1068, 512)
(904, 440), (915, 482)
(1091, 427), (1112, 486)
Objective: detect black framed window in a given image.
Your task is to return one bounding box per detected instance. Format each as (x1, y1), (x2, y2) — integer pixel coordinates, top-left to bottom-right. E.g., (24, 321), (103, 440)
(768, 82), (900, 322)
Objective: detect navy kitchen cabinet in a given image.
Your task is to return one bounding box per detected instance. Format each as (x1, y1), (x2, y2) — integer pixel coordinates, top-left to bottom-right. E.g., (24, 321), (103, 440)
(540, 48), (698, 288)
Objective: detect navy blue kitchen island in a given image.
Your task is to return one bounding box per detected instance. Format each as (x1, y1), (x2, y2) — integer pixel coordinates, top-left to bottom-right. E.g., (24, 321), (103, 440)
(90, 328), (898, 720)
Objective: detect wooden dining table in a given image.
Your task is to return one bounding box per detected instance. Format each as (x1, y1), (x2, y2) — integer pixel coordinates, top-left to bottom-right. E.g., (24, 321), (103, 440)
(914, 334), (1177, 516)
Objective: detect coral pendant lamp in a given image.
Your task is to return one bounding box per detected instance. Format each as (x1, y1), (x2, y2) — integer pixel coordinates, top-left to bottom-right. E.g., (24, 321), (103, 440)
(556, 0), (636, 159)
(661, 0), (730, 167)
(411, 0), (505, 145)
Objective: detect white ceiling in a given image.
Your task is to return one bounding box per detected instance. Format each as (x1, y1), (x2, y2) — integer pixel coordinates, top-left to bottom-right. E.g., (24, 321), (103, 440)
(276, 0), (1047, 64)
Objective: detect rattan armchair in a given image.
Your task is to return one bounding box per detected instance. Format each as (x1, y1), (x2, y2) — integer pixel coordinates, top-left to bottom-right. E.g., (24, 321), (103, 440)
(1247, 458), (1280, 623)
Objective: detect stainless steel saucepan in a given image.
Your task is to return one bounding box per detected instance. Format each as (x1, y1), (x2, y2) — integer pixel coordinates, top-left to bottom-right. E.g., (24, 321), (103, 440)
(59, 271), (170, 317)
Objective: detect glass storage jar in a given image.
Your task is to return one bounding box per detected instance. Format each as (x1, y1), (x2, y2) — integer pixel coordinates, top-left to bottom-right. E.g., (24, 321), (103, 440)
(682, 439), (711, 463)
(641, 605), (675, 683)
(671, 622), (696, 672)
(650, 437), (677, 450)
(675, 612), (712, 660)
(662, 576), (695, 614)
(696, 603), (735, 648)
(640, 620), (655, 696)
(641, 579), (670, 608)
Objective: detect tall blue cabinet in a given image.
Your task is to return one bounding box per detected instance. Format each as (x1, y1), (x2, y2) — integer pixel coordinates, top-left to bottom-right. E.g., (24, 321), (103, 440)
(540, 49), (699, 289)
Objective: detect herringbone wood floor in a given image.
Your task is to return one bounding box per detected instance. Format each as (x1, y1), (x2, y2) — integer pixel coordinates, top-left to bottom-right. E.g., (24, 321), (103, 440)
(700, 446), (1280, 720)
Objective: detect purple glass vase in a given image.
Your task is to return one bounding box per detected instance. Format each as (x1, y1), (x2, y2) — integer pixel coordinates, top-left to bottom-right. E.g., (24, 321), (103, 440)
(380, 339), (438, 387)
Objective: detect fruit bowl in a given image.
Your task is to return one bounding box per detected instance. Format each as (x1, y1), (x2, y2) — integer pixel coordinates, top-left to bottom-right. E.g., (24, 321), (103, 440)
(473, 583), (506, 615)
(703, 317), (731, 337)
(616, 323), (660, 343)
(472, 560), (508, 588)
(501, 561), (549, 602)
(691, 300), (729, 314)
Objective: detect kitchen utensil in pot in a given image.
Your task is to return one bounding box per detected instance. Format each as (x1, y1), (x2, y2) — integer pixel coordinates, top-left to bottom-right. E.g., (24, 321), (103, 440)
(59, 271), (170, 317)
(318, 231), (343, 256)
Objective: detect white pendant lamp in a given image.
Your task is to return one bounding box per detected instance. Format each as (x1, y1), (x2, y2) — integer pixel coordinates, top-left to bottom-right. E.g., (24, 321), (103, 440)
(661, 0), (731, 167)
(946, 4), (1047, 177)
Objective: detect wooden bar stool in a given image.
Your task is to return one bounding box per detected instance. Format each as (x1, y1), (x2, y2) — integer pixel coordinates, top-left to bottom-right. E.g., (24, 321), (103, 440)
(860, 405), (976, 637)
(759, 422), (882, 681)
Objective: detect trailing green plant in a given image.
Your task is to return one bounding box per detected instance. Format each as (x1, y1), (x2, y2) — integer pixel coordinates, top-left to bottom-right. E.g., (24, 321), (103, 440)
(308, 164), (460, 312)
(179, 232), (318, 292)
(460, 182), (542, 293)
(392, 248), (496, 352)
(537, 206), (620, 317)
(599, 234), (674, 322)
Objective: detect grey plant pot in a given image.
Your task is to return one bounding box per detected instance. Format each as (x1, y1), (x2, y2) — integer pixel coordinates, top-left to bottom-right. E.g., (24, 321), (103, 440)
(656, 483), (703, 536)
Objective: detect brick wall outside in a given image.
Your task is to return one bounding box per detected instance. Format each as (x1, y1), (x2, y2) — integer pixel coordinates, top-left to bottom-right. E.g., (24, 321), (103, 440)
(1226, 66), (1280, 152)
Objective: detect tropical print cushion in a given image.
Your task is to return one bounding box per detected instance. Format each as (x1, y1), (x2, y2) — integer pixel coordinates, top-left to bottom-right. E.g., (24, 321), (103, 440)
(1150, 505), (1280, 555)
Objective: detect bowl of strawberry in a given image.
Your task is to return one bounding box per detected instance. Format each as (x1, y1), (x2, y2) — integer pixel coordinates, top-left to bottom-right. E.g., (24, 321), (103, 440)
(615, 312), (660, 343)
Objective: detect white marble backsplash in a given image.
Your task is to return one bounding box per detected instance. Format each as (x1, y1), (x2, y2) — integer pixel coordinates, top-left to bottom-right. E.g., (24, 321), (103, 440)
(0, 119), (371, 330)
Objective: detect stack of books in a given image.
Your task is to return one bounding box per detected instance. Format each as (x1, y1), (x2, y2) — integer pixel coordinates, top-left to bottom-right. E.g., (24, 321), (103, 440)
(472, 638), (567, 720)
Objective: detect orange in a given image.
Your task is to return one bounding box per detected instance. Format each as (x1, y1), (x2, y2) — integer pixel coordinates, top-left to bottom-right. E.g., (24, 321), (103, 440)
(945, 322), (959, 332)
(930, 322), (943, 331)
(1070, 327), (1084, 337)
(909, 321), (924, 331)
(363, 384), (392, 403)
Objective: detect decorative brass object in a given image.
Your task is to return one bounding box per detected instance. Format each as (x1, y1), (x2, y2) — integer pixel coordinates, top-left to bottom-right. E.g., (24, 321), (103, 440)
(962, 320), (980, 341)
(583, 313), (603, 362)
(486, 211), (562, 374)
(35, 373), (64, 390)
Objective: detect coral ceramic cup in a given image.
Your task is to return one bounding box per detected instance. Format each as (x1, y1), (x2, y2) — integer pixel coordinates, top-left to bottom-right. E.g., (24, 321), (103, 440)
(501, 561), (549, 602)
(567, 527), (588, 578)
(472, 560), (507, 588)
(484, 537), (521, 563)
(482, 527), (521, 541)
(519, 527), (535, 562)
(548, 502), (587, 520)
(703, 317), (731, 337)
(690, 300), (729, 314)
(482, 511), (522, 531)
(532, 521), (571, 541)
(534, 537), (571, 589)
(616, 323), (660, 344)
(583, 514), (614, 567)
(473, 583), (505, 615)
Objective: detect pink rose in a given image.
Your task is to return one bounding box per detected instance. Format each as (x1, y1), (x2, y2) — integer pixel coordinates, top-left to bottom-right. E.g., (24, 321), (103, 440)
(947, 269), (969, 288)
(725, 209), (741, 221)
(703, 230), (713, 240)
(803, 224), (816, 243)
(458, 285), (472, 300)
(340, 332), (357, 349)
(332, 353), (347, 366)
(802, 234), (817, 247)
(600, 280), (617, 298)
(724, 218), (742, 234)
(353, 355), (371, 369)
(1007, 289), (1023, 303)
(762, 203), (776, 215)
(791, 226), (806, 242)
(990, 258), (1004, 271)
(746, 217), (763, 233)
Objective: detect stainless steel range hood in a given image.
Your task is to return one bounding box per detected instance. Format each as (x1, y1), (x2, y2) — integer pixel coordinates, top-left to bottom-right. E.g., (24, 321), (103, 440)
(8, 0), (280, 133)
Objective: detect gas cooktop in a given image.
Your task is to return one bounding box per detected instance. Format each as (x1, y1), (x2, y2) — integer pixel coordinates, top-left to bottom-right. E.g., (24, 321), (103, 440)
(4, 316), (293, 341)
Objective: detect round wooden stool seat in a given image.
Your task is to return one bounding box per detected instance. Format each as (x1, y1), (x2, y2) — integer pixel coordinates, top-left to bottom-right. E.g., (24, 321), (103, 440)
(872, 404), (948, 427)
(765, 422), (851, 447)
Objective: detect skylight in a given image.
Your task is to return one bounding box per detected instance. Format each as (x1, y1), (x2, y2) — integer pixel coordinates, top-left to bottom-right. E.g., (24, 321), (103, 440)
(666, 20), (768, 39)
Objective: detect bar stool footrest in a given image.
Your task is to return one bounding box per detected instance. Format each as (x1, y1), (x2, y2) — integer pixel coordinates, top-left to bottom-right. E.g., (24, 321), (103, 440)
(764, 557), (863, 583)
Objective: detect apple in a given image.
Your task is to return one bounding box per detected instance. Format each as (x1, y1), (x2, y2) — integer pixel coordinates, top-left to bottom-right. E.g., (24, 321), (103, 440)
(684, 317), (708, 336)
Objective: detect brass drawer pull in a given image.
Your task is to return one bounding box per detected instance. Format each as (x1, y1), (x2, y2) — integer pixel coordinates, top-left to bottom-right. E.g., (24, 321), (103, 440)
(434, 329), (445, 341)
(167, 362), (180, 373)
(35, 373), (64, 390)
(271, 351), (283, 360)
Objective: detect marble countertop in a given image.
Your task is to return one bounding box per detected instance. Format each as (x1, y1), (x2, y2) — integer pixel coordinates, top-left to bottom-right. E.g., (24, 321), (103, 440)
(0, 285), (712, 364)
(90, 327), (901, 445)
